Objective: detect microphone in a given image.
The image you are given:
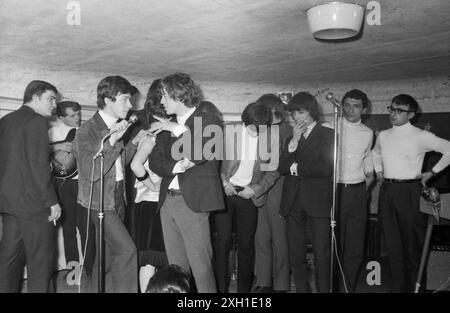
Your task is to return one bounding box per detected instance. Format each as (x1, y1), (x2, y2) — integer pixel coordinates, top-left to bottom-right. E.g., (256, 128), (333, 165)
(106, 114), (139, 137)
(94, 114), (139, 159)
(326, 92), (341, 108)
(423, 186), (441, 222)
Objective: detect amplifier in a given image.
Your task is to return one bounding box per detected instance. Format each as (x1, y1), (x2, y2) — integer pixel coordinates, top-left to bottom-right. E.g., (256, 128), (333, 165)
(426, 248), (450, 291)
(426, 225), (450, 292)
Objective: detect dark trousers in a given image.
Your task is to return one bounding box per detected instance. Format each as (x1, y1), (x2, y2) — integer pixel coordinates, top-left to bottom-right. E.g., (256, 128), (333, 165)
(86, 184), (138, 293)
(287, 207), (331, 293)
(336, 183), (367, 292)
(213, 195), (258, 293)
(55, 178), (95, 274)
(77, 203), (96, 275)
(379, 181), (426, 293)
(0, 214), (56, 293)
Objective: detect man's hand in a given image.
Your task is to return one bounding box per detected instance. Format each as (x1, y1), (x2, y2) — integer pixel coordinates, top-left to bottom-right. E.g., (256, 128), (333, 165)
(238, 186), (255, 199)
(109, 120), (130, 146)
(149, 117), (187, 137)
(365, 172), (375, 190)
(48, 203), (62, 223)
(420, 171), (435, 187)
(223, 181), (238, 196)
(292, 120), (308, 143)
(376, 171), (384, 184)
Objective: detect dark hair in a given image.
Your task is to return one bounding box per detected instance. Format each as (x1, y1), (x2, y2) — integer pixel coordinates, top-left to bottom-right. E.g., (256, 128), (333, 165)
(97, 76), (133, 109)
(144, 79), (168, 122)
(145, 265), (191, 293)
(161, 73), (202, 108)
(342, 89), (369, 109)
(256, 94), (285, 122)
(56, 101), (81, 117)
(286, 92), (321, 122)
(391, 94), (419, 113)
(198, 101), (223, 122)
(241, 102), (272, 128)
(130, 85), (140, 97)
(23, 80), (58, 104)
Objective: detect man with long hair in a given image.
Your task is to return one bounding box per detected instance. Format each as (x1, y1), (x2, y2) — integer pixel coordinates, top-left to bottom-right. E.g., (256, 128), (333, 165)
(148, 73), (224, 292)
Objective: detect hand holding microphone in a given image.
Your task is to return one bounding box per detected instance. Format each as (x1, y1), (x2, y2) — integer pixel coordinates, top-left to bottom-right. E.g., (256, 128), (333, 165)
(108, 114), (138, 146)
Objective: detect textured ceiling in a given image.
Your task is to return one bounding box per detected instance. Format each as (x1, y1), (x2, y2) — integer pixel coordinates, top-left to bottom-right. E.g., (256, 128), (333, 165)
(0, 0), (449, 84)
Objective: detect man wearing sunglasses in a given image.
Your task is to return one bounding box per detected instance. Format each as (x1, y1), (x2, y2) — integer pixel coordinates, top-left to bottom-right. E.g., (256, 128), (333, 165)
(373, 94), (450, 292)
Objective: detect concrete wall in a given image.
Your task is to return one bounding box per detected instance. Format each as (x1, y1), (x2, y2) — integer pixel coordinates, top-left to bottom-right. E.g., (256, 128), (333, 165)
(1, 59), (450, 120)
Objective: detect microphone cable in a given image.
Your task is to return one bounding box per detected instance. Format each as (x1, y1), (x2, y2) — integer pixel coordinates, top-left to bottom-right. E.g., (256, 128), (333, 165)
(77, 156), (96, 293)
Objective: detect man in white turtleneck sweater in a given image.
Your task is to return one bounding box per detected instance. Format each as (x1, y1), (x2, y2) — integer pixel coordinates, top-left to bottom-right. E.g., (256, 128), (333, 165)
(373, 94), (450, 292)
(336, 90), (374, 293)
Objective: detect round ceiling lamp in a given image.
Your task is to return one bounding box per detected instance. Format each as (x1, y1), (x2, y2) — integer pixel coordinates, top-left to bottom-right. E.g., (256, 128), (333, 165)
(306, 2), (365, 40)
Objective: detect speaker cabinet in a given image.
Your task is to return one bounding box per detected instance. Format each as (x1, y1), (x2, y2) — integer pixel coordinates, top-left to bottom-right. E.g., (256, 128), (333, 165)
(426, 225), (450, 292)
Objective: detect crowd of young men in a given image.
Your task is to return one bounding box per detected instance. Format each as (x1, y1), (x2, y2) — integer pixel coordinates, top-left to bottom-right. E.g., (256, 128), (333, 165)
(1, 75), (449, 293)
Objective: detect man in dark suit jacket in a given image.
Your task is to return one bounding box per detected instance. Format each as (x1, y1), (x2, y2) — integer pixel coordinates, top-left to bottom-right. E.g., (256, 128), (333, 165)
(148, 73), (224, 293)
(278, 92), (334, 293)
(0, 80), (62, 292)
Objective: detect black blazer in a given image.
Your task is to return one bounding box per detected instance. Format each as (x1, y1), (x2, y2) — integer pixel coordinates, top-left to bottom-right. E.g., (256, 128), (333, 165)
(148, 103), (225, 213)
(0, 106), (58, 222)
(279, 123), (334, 218)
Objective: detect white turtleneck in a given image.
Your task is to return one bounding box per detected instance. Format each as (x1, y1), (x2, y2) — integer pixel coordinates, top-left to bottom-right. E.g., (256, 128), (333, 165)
(338, 118), (374, 184)
(373, 122), (450, 179)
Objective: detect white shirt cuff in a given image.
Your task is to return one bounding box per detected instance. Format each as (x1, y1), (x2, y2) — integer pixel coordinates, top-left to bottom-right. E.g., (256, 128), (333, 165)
(172, 160), (186, 174)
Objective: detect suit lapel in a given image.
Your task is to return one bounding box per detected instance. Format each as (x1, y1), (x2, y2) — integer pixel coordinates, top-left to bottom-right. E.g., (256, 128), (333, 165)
(300, 123), (320, 151)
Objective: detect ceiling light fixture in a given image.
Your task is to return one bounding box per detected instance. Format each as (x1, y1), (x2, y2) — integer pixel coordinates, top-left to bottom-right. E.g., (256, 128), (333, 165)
(306, 2), (365, 40)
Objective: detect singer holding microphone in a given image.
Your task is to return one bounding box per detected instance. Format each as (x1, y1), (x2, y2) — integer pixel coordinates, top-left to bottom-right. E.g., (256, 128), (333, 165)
(73, 76), (147, 292)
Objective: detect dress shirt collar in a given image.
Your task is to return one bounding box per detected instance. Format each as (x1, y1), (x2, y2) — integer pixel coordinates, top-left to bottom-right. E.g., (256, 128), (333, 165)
(98, 110), (119, 129)
(176, 107), (196, 125)
(304, 121), (317, 138)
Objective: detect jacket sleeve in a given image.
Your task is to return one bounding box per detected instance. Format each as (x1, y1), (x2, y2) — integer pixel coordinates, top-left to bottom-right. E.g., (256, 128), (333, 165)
(23, 116), (58, 208)
(123, 132), (138, 165)
(73, 123), (123, 183)
(148, 131), (178, 177)
(277, 135), (296, 175)
(249, 170), (280, 199)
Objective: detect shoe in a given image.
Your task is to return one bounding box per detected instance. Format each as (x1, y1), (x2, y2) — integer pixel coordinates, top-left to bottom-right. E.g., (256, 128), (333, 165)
(273, 289), (288, 293)
(252, 286), (273, 293)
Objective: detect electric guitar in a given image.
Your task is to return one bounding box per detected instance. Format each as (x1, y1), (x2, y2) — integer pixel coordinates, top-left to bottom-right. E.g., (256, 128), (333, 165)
(50, 128), (78, 179)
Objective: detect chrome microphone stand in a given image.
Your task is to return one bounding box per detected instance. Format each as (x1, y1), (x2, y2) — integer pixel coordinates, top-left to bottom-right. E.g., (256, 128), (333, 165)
(415, 187), (441, 293)
(326, 93), (343, 293)
(93, 134), (111, 293)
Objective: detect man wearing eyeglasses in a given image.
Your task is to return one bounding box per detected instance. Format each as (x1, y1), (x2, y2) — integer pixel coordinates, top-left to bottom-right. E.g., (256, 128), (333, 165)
(373, 94), (450, 292)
